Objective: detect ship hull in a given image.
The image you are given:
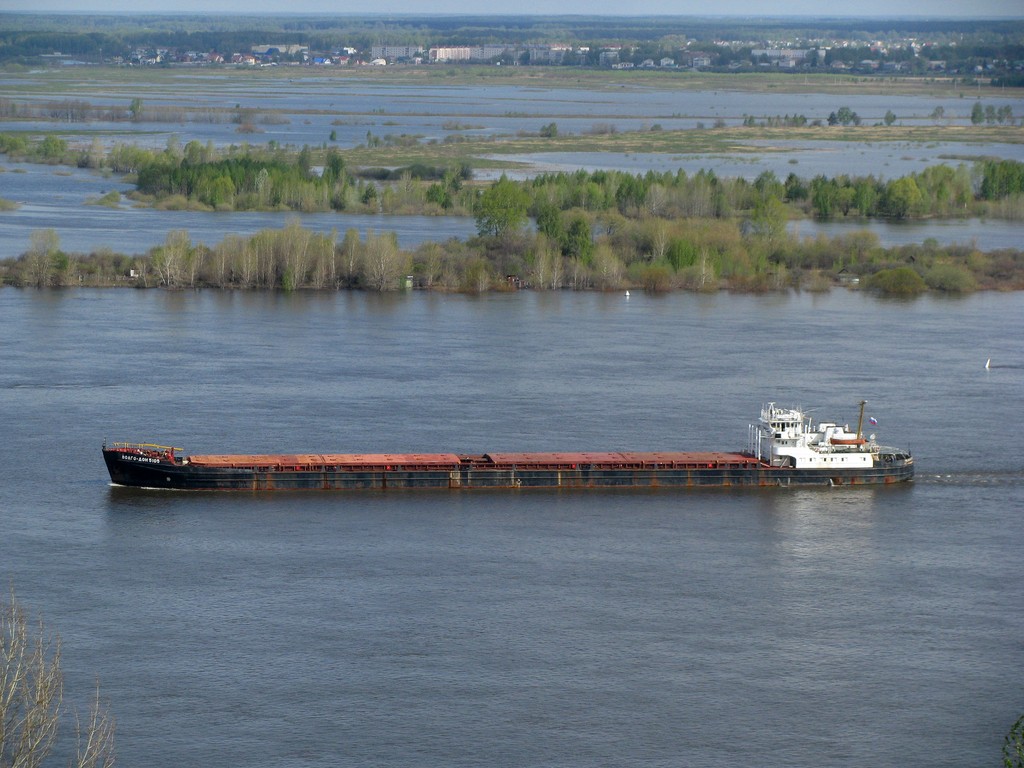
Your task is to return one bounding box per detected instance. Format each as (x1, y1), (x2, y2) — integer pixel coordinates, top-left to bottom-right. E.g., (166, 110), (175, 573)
(103, 450), (913, 491)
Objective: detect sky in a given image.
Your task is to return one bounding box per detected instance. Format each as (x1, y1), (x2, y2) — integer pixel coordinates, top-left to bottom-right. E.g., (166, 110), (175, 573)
(3, 0), (1022, 16)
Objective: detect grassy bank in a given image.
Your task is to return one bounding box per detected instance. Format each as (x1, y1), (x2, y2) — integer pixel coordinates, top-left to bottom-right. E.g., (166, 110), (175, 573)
(5, 62), (1022, 98)
(341, 123), (1024, 170)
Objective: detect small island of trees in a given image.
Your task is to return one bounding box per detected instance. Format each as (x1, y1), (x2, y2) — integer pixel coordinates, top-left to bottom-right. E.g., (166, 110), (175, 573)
(1, 130), (1023, 296)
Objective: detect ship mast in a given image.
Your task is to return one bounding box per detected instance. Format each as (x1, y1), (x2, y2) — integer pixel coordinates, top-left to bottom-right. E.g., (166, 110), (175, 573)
(856, 400), (867, 440)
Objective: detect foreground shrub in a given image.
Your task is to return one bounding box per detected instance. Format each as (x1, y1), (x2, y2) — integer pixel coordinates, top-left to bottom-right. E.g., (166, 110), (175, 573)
(866, 266), (927, 296)
(924, 262), (977, 292)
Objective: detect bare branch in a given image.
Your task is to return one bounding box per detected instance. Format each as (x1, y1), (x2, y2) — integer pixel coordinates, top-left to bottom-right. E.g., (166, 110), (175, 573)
(0, 591), (113, 768)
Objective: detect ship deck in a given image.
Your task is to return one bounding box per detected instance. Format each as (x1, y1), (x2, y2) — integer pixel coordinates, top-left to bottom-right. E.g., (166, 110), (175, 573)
(184, 451), (761, 471)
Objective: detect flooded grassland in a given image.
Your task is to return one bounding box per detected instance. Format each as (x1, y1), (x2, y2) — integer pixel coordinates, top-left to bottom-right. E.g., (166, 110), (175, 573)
(1, 66), (1022, 290)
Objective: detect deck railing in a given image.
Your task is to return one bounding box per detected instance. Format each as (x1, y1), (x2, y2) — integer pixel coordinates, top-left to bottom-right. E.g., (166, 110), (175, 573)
(106, 442), (183, 454)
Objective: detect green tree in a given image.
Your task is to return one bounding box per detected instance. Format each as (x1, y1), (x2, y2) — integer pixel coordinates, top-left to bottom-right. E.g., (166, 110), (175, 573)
(753, 170), (783, 200)
(201, 175), (235, 209)
(425, 183), (452, 210)
(749, 194), (787, 242)
(360, 184), (378, 207)
(539, 122), (558, 138)
(39, 136), (67, 160)
(852, 178), (879, 216)
(884, 110), (897, 126)
(323, 150), (346, 183)
(614, 174), (647, 214)
(474, 176), (529, 239)
(979, 160), (1024, 200)
(829, 106), (860, 126)
(783, 173), (808, 202)
(882, 177), (924, 218)
(128, 97), (143, 121)
(562, 215), (594, 263)
(51, 251), (75, 287)
(810, 176), (838, 218)
(1005, 715), (1024, 768)
(971, 101), (985, 125)
(297, 145), (312, 176)
(840, 107), (860, 126)
(534, 202), (563, 241)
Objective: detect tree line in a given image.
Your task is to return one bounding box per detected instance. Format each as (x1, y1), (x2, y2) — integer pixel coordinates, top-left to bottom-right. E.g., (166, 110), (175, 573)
(5, 132), (1022, 222)
(2, 134), (1023, 295)
(4, 212), (1021, 296)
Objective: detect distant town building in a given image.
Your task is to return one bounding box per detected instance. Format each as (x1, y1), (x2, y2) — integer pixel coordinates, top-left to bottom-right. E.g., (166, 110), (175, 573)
(428, 45), (514, 62)
(252, 44), (308, 57)
(527, 45), (572, 64)
(371, 45), (422, 61)
(751, 48), (810, 68)
(429, 46), (471, 62)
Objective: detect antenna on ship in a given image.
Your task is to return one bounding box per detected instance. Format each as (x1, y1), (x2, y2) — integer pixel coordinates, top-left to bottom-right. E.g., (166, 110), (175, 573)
(856, 400), (867, 440)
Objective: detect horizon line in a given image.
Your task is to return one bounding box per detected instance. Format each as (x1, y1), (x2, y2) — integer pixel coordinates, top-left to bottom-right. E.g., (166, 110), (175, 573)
(3, 10), (1023, 19)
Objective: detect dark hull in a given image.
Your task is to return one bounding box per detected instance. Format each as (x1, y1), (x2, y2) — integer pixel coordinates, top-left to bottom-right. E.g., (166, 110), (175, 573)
(104, 450), (914, 491)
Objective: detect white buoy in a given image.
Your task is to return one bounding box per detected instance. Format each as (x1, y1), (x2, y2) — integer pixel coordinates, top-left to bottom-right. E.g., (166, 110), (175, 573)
(625, 290), (630, 298)
(985, 358), (991, 369)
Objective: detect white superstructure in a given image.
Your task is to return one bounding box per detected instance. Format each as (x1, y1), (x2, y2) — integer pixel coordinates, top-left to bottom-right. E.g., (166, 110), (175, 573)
(748, 402), (877, 470)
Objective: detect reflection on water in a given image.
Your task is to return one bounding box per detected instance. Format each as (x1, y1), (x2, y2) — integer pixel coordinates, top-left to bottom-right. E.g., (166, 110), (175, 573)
(789, 216), (1022, 251)
(762, 486), (902, 562)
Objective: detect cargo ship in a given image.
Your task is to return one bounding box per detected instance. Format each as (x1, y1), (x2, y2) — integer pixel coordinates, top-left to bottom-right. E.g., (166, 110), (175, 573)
(102, 402), (913, 491)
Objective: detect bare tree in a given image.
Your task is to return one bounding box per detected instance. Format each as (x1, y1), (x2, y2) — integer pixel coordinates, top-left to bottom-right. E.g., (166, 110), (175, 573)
(307, 229), (337, 290)
(219, 234), (255, 289)
(648, 219), (669, 261)
(1, 590), (114, 768)
(529, 236), (565, 290)
(360, 231), (410, 291)
(645, 183), (668, 217)
(416, 242), (445, 289)
(152, 230), (191, 288)
(591, 242), (625, 290)
(25, 229), (59, 288)
(339, 228), (361, 288)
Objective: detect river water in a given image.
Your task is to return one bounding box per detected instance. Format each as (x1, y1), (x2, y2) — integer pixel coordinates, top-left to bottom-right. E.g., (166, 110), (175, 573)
(4, 74), (1017, 150)
(1, 287), (1021, 767)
